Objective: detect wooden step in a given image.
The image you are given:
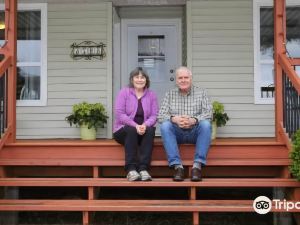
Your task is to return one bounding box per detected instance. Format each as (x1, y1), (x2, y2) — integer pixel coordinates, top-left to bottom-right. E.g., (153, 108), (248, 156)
(0, 199), (297, 212)
(0, 178), (299, 187)
(0, 199), (257, 212)
(0, 158), (291, 166)
(8, 138), (284, 147)
(0, 140), (289, 162)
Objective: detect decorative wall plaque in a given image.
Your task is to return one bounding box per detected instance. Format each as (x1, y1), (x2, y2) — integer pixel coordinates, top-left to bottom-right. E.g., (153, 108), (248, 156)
(70, 41), (106, 60)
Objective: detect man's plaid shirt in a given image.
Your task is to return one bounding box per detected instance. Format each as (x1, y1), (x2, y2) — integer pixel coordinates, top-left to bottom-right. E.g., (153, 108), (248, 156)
(158, 85), (212, 123)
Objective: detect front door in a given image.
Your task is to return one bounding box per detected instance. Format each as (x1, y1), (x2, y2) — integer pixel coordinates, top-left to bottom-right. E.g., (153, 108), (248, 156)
(121, 19), (181, 104)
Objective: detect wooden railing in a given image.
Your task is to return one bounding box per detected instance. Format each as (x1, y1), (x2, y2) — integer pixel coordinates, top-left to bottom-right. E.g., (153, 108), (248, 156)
(0, 70), (8, 138)
(278, 54), (300, 140)
(0, 0), (17, 150)
(0, 67), (12, 150)
(274, 0), (300, 145)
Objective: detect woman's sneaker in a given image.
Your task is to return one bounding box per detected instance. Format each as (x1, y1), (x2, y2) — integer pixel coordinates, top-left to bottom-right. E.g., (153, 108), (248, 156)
(126, 170), (141, 181)
(139, 170), (152, 181)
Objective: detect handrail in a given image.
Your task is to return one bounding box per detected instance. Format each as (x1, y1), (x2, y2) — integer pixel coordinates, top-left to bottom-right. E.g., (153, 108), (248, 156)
(279, 54), (300, 93)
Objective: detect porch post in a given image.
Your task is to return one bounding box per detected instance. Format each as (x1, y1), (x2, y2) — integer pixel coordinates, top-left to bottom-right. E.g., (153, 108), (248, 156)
(274, 0), (286, 142)
(6, 0), (17, 142)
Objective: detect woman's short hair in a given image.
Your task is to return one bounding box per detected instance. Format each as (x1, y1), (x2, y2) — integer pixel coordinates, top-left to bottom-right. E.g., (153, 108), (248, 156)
(129, 67), (150, 88)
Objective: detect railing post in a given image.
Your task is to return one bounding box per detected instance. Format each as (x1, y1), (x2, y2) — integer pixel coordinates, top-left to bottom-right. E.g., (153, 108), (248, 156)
(5, 0), (17, 143)
(274, 0), (286, 142)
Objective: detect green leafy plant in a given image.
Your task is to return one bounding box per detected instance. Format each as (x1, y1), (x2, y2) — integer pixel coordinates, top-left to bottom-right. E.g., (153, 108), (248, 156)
(65, 101), (108, 131)
(212, 101), (229, 127)
(290, 129), (300, 181)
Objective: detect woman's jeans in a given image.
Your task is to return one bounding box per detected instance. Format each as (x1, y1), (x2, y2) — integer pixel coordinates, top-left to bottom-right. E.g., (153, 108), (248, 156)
(160, 120), (211, 167)
(113, 125), (156, 172)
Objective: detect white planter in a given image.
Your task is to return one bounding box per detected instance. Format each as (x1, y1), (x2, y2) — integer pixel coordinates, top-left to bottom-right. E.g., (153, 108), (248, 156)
(80, 124), (96, 140)
(211, 121), (217, 140)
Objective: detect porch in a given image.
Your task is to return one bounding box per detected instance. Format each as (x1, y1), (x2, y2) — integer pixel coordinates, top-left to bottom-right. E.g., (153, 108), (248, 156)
(0, 137), (298, 225)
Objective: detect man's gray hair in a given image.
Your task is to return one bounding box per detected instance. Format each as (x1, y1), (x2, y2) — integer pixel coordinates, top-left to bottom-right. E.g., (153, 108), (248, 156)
(175, 66), (192, 77)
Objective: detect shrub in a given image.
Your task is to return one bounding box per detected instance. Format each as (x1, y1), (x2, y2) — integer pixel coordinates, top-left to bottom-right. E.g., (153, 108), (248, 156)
(290, 129), (300, 181)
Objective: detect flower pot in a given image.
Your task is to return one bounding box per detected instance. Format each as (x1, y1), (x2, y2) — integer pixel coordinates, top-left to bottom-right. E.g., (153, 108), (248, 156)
(80, 124), (96, 140)
(211, 121), (217, 140)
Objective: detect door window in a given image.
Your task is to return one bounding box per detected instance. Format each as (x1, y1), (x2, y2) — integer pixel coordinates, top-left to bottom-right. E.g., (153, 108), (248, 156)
(138, 35), (166, 82)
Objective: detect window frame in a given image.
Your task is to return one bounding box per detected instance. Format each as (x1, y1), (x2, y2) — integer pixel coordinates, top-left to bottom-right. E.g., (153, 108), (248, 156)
(1, 3), (47, 106)
(253, 0), (300, 104)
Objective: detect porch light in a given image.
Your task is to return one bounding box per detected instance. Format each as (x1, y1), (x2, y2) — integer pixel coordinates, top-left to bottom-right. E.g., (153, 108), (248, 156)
(70, 41), (106, 60)
(0, 23), (5, 29)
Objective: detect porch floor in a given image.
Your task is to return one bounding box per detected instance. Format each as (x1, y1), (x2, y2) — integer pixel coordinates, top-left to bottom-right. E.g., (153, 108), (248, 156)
(10, 137), (280, 146)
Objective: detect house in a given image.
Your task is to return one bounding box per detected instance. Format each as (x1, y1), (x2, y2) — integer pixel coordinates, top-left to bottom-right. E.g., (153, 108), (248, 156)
(0, 0), (299, 225)
(1, 0), (299, 139)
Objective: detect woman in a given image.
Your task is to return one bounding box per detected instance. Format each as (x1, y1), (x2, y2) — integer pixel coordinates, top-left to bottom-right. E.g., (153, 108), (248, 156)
(113, 67), (158, 181)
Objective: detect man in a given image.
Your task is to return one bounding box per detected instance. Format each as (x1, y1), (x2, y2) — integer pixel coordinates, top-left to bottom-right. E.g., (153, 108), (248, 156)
(158, 66), (212, 182)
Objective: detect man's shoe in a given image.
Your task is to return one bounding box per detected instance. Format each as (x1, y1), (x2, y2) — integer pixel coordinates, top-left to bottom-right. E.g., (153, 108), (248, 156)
(191, 167), (202, 182)
(173, 168), (184, 181)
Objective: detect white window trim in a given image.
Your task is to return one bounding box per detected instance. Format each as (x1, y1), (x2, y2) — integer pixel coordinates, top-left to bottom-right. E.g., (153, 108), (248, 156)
(253, 0), (299, 104)
(1, 3), (47, 106)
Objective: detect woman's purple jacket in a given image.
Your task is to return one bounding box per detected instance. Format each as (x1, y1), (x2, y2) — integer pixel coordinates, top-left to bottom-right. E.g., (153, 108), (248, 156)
(113, 87), (159, 133)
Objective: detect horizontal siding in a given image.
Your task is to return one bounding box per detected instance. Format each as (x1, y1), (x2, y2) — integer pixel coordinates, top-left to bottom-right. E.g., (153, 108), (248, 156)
(17, 128), (106, 137)
(118, 6), (183, 18)
(16, 2), (111, 139)
(190, 0), (274, 137)
(47, 98), (108, 106)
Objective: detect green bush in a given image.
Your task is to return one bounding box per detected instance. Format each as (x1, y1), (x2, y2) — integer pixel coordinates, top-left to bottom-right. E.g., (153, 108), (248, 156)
(290, 129), (300, 181)
(65, 101), (108, 131)
(212, 101), (229, 127)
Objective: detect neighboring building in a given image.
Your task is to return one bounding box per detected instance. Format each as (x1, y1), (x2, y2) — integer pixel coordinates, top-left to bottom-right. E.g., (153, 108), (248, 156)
(1, 0), (299, 139)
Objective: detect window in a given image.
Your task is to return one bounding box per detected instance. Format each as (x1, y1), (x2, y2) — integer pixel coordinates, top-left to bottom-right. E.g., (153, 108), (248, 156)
(253, 0), (300, 104)
(0, 4), (47, 106)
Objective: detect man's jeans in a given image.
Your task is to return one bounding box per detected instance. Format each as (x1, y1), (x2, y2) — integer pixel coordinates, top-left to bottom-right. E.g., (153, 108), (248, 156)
(160, 120), (212, 167)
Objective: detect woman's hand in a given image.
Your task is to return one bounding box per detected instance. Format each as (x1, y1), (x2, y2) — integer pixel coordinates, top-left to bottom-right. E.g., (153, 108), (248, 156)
(136, 124), (146, 135)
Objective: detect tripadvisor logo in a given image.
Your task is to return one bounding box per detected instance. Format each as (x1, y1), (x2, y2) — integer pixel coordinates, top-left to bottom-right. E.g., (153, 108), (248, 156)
(253, 196), (300, 214)
(253, 196), (272, 214)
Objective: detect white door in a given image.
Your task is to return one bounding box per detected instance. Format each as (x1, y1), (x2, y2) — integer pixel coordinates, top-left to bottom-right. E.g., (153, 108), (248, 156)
(121, 20), (181, 104)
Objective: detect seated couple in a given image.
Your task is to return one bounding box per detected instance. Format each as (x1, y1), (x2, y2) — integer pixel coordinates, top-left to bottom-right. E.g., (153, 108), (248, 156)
(113, 66), (212, 182)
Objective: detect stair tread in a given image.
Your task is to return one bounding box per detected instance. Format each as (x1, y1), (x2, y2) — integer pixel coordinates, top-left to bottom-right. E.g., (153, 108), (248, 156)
(0, 158), (291, 166)
(0, 199), (297, 212)
(0, 178), (299, 187)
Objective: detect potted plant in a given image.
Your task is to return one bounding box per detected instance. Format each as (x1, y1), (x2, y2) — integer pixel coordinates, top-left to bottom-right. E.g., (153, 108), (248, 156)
(290, 129), (300, 181)
(65, 101), (108, 140)
(211, 101), (229, 140)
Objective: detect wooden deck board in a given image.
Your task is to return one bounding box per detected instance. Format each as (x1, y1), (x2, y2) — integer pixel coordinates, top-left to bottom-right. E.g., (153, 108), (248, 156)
(0, 178), (299, 187)
(0, 158), (291, 166)
(0, 199), (297, 212)
(10, 137), (283, 146)
(0, 199), (256, 212)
